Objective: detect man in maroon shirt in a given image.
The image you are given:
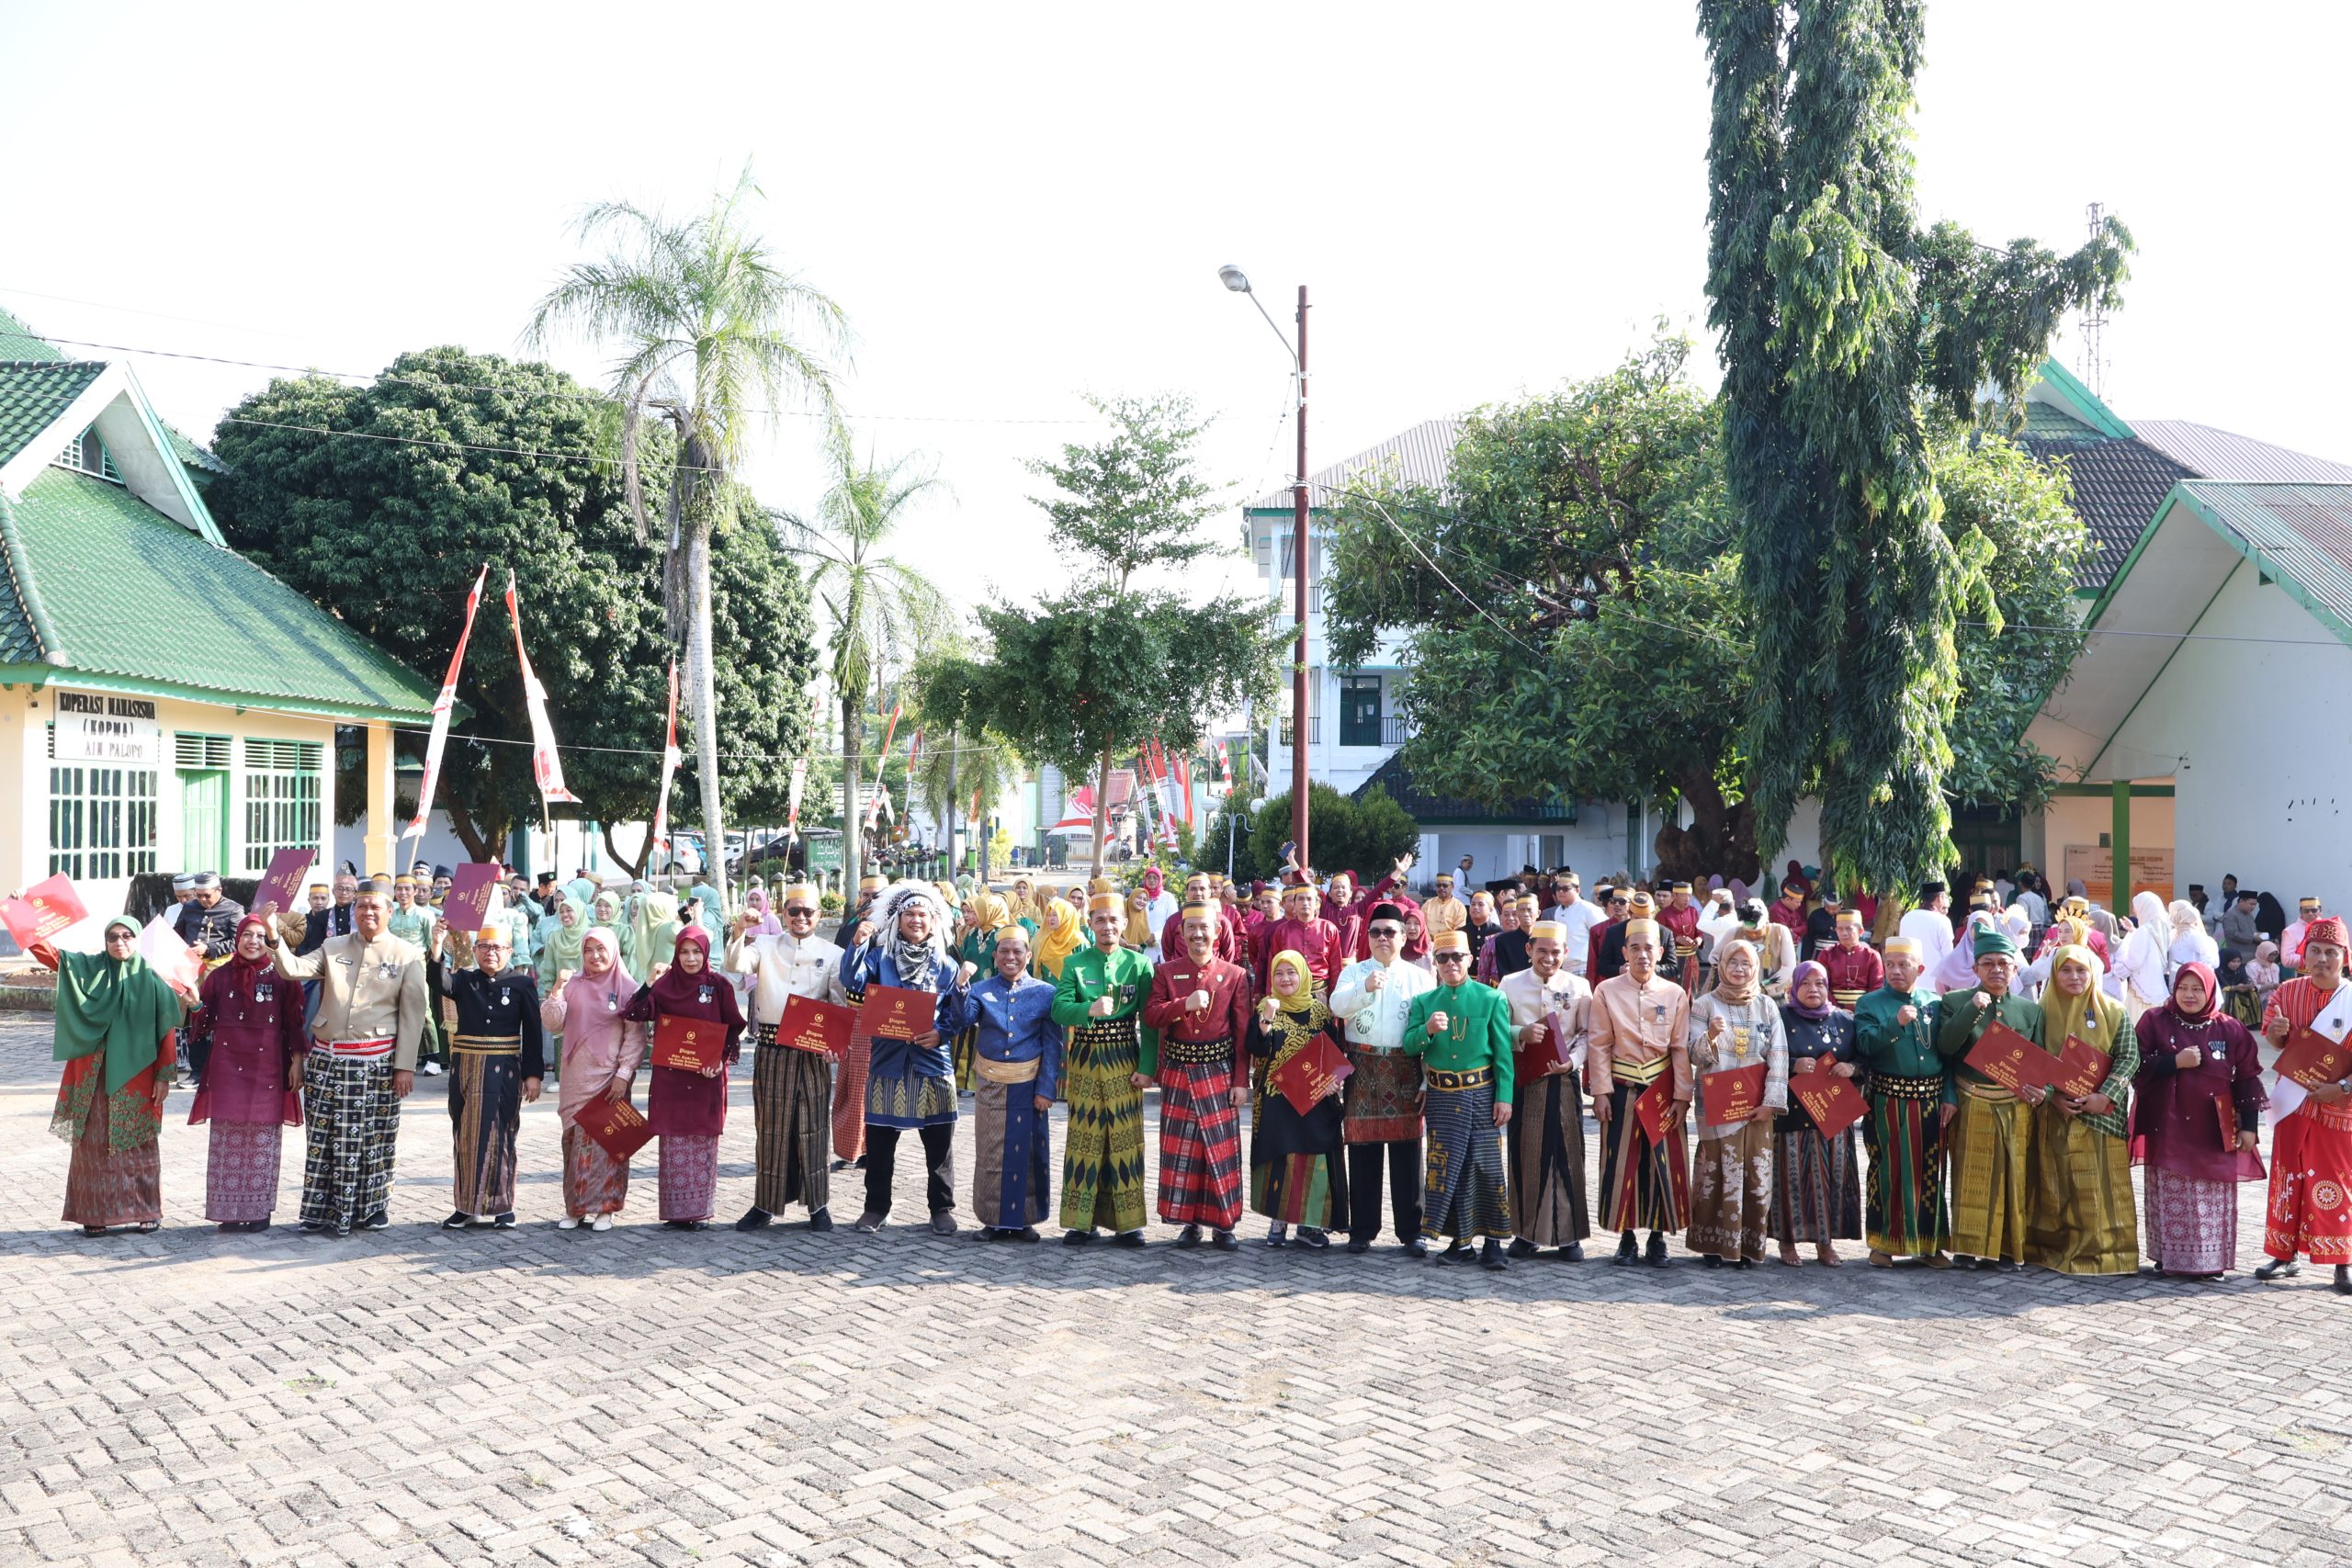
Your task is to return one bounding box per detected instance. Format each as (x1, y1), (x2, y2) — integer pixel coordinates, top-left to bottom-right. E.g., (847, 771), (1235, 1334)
(1142, 905), (1253, 1249)
(1160, 872), (1242, 965)
(1257, 879), (1345, 995)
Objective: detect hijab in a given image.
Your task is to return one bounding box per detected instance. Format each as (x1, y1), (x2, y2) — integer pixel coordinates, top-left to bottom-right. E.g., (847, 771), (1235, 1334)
(227, 913), (275, 977)
(647, 925), (718, 1010)
(627, 891), (682, 985)
(537, 892), (589, 979)
(2166, 960), (2220, 1024)
(1269, 950), (1317, 1013)
(689, 883), (726, 942)
(1712, 939), (1760, 1006)
(564, 876), (598, 914)
(1033, 897), (1081, 979)
(741, 886), (782, 937)
(967, 890), (1008, 934)
(52, 916), (183, 1097)
(1786, 959), (1831, 1021)
(1122, 890), (1152, 949)
(2041, 942), (2124, 1052)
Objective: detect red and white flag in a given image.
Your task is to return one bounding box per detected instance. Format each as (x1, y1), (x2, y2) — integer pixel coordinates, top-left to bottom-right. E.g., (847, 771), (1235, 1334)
(505, 571), (580, 804)
(1049, 783), (1097, 831)
(649, 660), (681, 853)
(402, 564), (487, 845)
(865, 705), (903, 829)
(784, 756), (808, 842)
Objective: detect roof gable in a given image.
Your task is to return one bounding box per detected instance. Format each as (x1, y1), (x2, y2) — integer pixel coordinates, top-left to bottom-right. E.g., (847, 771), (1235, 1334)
(0, 361), (222, 544)
(0, 360), (107, 470)
(1248, 418), (1462, 513)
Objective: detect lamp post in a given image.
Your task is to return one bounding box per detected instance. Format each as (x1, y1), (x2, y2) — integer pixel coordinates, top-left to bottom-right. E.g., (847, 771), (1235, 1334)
(1220, 265), (1311, 873)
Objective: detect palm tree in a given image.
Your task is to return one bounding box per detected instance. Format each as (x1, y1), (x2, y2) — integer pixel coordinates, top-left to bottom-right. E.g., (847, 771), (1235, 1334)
(526, 165), (846, 897)
(910, 722), (1022, 877)
(776, 418), (951, 885)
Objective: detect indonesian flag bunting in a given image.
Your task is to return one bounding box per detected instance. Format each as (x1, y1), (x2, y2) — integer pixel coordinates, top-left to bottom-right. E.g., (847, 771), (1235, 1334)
(784, 756), (808, 842)
(1049, 782), (1097, 831)
(1175, 754), (1194, 827)
(505, 571), (580, 803)
(864, 705), (902, 830)
(402, 564), (488, 844)
(1216, 740), (1233, 795)
(649, 660), (681, 852)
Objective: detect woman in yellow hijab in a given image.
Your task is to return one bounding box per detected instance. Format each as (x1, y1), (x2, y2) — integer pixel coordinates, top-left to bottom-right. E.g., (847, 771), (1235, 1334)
(1245, 951), (1347, 1247)
(1032, 897), (1082, 981)
(2025, 943), (2138, 1274)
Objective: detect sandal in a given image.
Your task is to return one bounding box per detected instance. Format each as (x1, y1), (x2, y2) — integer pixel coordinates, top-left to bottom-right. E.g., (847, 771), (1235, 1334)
(1777, 1244), (1803, 1268)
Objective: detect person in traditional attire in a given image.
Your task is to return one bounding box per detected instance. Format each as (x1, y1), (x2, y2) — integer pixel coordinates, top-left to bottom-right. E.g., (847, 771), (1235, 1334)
(1686, 941), (1789, 1268)
(1248, 951), (1354, 1249)
(740, 886), (783, 938)
(2022, 943), (2139, 1274)
(2132, 962), (2265, 1277)
(624, 890), (682, 987)
(1329, 907), (1434, 1256)
(1498, 920), (1592, 1259)
(190, 915), (304, 1229)
(1142, 904), (1252, 1249)
(623, 925), (744, 1230)
(1473, 889), (1522, 984)
(1391, 936), (1507, 1268)
(389, 876), (447, 1077)
(1587, 918), (1692, 1266)
(1771, 960), (1861, 1266)
(39, 917), (183, 1235)
(726, 884), (846, 1233)
(955, 925), (1060, 1240)
(1159, 873), (1242, 968)
(591, 888), (634, 979)
(1818, 909), (1883, 1010)
(1850, 936), (1951, 1268)
(441, 927), (543, 1229)
(837, 880), (967, 1235)
(950, 889), (1012, 1090)
(541, 926), (642, 1230)
(266, 881), (427, 1235)
(1136, 864), (1180, 950)
(1256, 879), (1344, 992)
(1421, 872), (1467, 949)
(1580, 888), (1629, 984)
(2256, 916), (2352, 1293)
(1932, 924), (2043, 1269)
(171, 873), (243, 1089)
(1490, 892), (1541, 982)
(1051, 890), (1156, 1246)
(1657, 883), (1703, 991)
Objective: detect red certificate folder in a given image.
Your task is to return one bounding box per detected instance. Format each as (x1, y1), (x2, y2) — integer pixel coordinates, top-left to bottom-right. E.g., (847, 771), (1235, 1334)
(0, 873), (86, 949)
(1269, 1032), (1352, 1115)
(1633, 1071), (1677, 1144)
(1512, 1010), (1577, 1089)
(2052, 1034), (2114, 1100)
(1963, 1019), (2062, 1094)
(651, 1014), (726, 1072)
(443, 863), (501, 934)
(253, 848), (316, 923)
(1702, 1062), (1770, 1126)
(859, 984), (935, 1043)
(573, 1098), (653, 1161)
(2275, 1025), (2352, 1089)
(1788, 1053), (1868, 1140)
(777, 993), (854, 1057)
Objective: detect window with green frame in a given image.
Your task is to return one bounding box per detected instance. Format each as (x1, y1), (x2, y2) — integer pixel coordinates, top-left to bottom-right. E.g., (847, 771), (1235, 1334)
(243, 738), (323, 872)
(48, 759), (160, 880)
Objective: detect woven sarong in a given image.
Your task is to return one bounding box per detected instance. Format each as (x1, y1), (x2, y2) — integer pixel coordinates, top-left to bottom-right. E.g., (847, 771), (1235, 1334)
(2144, 1165), (2236, 1275)
(1058, 1016), (1146, 1234)
(448, 1040), (520, 1216)
(1509, 1069), (1590, 1247)
(1423, 1077), (1510, 1242)
(1157, 1059), (1243, 1228)
(204, 1121), (283, 1223)
(1947, 1087), (2030, 1263)
(1770, 1119), (1861, 1244)
(1341, 1048), (1423, 1144)
(300, 1046), (398, 1233)
(1863, 1077), (1948, 1256)
(972, 1077), (1051, 1227)
(62, 1090), (161, 1227)
(659, 1133), (718, 1222)
(752, 1027), (831, 1213)
(561, 1123), (629, 1217)
(831, 1010), (873, 1163)
(2025, 1106), (2138, 1274)
(1690, 1119), (1772, 1261)
(1598, 1078), (1688, 1234)
(2265, 1099), (2352, 1265)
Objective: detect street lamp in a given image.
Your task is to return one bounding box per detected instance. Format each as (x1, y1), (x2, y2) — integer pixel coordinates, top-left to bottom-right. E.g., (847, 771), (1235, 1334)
(1219, 264), (1311, 874)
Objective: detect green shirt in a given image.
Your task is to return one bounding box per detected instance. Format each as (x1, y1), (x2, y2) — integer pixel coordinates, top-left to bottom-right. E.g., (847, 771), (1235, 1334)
(388, 903), (437, 953)
(1050, 942), (1155, 1029)
(1850, 983), (1950, 1102)
(1932, 987), (2043, 1085)
(1403, 980), (1515, 1102)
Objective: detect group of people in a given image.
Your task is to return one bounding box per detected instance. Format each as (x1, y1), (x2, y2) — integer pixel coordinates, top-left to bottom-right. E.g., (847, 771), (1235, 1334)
(35, 855), (2352, 1297)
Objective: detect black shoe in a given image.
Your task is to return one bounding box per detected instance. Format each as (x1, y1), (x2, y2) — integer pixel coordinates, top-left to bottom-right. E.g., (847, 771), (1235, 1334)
(1175, 1224), (1203, 1249)
(492, 1212), (516, 1230)
(1345, 1238), (1371, 1255)
(300, 1221), (331, 1235)
(1211, 1229), (1238, 1251)
(1062, 1227), (1096, 1247)
(1014, 1226), (1043, 1243)
(664, 1219), (709, 1231)
(2256, 1257), (2301, 1280)
(1613, 1233), (1638, 1267)
(1735, 1257), (1755, 1269)
(2335, 1266), (2352, 1297)
(1702, 1252), (1723, 1269)
(1480, 1238), (1507, 1271)
(359, 1210), (390, 1231)
(830, 1158), (851, 1172)
(1507, 1238), (1539, 1260)
(1295, 1227), (1329, 1249)
(1561, 1243), (1584, 1261)
(1645, 1232), (1668, 1267)
(1434, 1241), (1474, 1266)
(735, 1207), (773, 1233)
(441, 1211), (471, 1230)
(853, 1155), (869, 1170)
(1113, 1231), (1146, 1249)
(1400, 1238), (1428, 1259)
(808, 1207), (833, 1233)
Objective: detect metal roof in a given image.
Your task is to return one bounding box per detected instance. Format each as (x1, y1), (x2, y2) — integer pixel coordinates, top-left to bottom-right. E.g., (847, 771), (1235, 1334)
(1247, 418), (1462, 512)
(2173, 480), (2352, 642)
(2126, 421), (2352, 486)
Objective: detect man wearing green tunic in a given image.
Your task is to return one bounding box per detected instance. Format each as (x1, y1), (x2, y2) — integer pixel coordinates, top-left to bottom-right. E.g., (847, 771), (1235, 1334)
(1849, 934), (1951, 1268)
(1051, 891), (1156, 1247)
(1402, 930), (1515, 1269)
(1932, 924), (2043, 1269)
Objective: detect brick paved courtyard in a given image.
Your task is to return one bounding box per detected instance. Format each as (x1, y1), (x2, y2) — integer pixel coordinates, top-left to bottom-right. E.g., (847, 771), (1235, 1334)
(0, 1013), (2345, 1568)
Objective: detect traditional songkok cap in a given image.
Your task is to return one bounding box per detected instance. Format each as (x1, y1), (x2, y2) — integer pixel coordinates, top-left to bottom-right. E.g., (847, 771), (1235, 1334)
(1528, 919), (1567, 942)
(1781, 875), (1808, 896)
(859, 874), (885, 892)
(1434, 871), (1454, 886)
(170, 873), (196, 891)
(393, 874), (415, 887)
(475, 926), (507, 943)
(1883, 935), (1922, 959)
(783, 883), (820, 907)
(1368, 902), (1405, 926)
(1180, 901), (1215, 920)
(1430, 930), (1471, 955)
(1088, 891), (1123, 915)
(308, 882), (328, 893)
(1670, 880), (1692, 893)
(191, 872), (220, 890)
(1628, 891), (1657, 916)
(2301, 896), (2323, 911)
(993, 923), (1031, 946)
(1973, 924), (2021, 960)
(1835, 905), (1863, 923)
(2304, 916), (2350, 953)
(1623, 918), (1661, 942)
(356, 876), (392, 897)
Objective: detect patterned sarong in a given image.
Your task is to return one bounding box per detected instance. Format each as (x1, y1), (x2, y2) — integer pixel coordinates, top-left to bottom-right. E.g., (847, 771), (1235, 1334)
(448, 1037), (520, 1216)
(1058, 1016), (1146, 1234)
(2144, 1165), (2236, 1276)
(561, 1123), (629, 1217)
(1157, 1058), (1243, 1229)
(2264, 1099), (2352, 1265)
(1597, 1061), (1688, 1234)
(1423, 1073), (1510, 1242)
(659, 1134), (718, 1222)
(62, 1089), (162, 1227)
(1770, 1119), (1861, 1244)
(204, 1122), (283, 1223)
(972, 1077), (1050, 1228)
(1690, 1120), (1772, 1261)
(2025, 1107), (2138, 1274)
(752, 1026), (831, 1213)
(1509, 1069), (1589, 1247)
(1863, 1075), (1948, 1256)
(1341, 1048), (1423, 1144)
(300, 1043), (399, 1233)
(1947, 1085), (2030, 1263)
(831, 1013), (873, 1163)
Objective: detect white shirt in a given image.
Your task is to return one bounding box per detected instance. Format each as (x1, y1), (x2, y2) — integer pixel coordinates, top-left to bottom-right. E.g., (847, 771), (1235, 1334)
(2115, 922), (2169, 1006)
(1498, 964), (1592, 1072)
(1550, 899), (1609, 974)
(1329, 954), (1434, 1051)
(1897, 908), (1954, 976)
(2013, 887), (2047, 930)
(726, 929), (848, 1027)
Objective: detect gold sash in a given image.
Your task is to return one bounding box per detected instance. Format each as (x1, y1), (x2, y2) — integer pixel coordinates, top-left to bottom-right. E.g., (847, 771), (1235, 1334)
(1610, 1053), (1670, 1089)
(974, 1055), (1041, 1085)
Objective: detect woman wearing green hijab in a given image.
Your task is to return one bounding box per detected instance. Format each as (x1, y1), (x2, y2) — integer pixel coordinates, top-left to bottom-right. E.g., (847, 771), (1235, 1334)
(688, 882), (726, 943)
(627, 891), (683, 986)
(537, 893), (591, 993)
(37, 917), (187, 1235)
(592, 887), (634, 975)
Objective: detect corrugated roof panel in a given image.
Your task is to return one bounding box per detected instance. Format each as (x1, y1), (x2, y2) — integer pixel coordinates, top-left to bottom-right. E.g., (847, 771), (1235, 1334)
(2178, 480), (2352, 637)
(2129, 421), (2352, 484)
(1248, 417), (1462, 511)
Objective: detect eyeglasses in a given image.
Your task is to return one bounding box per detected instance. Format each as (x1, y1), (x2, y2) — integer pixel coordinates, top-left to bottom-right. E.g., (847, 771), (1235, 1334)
(1434, 953), (1467, 965)
(1368, 923), (1403, 937)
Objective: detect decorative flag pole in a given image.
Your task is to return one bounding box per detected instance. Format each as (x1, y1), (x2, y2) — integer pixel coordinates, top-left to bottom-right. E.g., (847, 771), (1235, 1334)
(649, 659), (681, 865)
(784, 756), (808, 844)
(505, 571), (582, 849)
(401, 564), (487, 850)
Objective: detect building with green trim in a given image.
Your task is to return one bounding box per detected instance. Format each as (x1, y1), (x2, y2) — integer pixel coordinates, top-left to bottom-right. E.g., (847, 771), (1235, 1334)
(0, 309), (438, 939)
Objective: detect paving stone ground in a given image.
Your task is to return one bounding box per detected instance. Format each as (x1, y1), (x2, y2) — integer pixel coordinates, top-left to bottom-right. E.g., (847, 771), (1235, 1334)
(0, 1013), (2344, 1567)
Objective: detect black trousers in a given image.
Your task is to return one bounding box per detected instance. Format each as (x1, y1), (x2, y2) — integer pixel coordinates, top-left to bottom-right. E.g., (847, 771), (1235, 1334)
(865, 1122), (955, 1217)
(1346, 1138), (1423, 1244)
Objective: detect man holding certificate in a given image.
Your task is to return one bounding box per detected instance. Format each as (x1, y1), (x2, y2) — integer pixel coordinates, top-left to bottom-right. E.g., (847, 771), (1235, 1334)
(728, 884), (849, 1235)
(947, 926), (1061, 1239)
(1932, 924), (2044, 1269)
(1587, 919), (1692, 1266)
(1496, 920), (1591, 1260)
(1402, 931), (1515, 1270)
(836, 881), (966, 1235)
(1050, 890), (1156, 1247)
(1141, 905), (1252, 1250)
(2256, 915), (2352, 1292)
(1850, 935), (1951, 1268)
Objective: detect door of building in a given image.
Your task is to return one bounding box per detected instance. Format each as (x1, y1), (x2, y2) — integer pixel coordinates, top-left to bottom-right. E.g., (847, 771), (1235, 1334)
(1339, 674), (1382, 746)
(180, 770), (228, 874)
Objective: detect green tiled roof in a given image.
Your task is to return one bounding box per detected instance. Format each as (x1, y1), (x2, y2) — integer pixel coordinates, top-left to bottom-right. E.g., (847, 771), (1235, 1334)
(0, 307), (63, 362)
(0, 309), (226, 477)
(0, 360), (106, 468)
(163, 419), (228, 476)
(0, 466), (438, 719)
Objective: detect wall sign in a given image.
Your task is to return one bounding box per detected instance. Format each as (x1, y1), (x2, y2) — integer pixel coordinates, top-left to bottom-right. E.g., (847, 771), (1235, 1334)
(52, 690), (163, 766)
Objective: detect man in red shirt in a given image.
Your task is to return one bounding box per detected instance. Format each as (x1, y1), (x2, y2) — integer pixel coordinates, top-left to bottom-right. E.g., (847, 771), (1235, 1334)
(1770, 874), (1810, 937)
(1817, 908), (1884, 1009)
(1657, 881), (1702, 990)
(1257, 878), (1345, 994)
(1160, 872), (1242, 965)
(1142, 904), (1253, 1250)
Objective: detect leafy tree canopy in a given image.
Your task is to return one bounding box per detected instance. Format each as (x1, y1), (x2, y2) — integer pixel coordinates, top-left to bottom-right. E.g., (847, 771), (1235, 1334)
(1204, 783), (1421, 888)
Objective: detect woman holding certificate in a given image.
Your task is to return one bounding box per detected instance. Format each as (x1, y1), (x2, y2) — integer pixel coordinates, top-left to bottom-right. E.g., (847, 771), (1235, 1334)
(1686, 941), (1789, 1268)
(2025, 944), (2139, 1275)
(623, 925), (744, 1230)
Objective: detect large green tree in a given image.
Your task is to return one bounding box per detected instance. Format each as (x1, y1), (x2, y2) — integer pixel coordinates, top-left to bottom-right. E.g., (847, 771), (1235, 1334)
(1203, 783), (1420, 887)
(1699, 0), (2129, 893)
(206, 345), (819, 866)
(527, 166), (846, 897)
(921, 395), (1283, 873)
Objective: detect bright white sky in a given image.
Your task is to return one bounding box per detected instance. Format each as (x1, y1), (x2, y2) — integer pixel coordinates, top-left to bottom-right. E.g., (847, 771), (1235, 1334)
(5, 1), (2346, 620)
